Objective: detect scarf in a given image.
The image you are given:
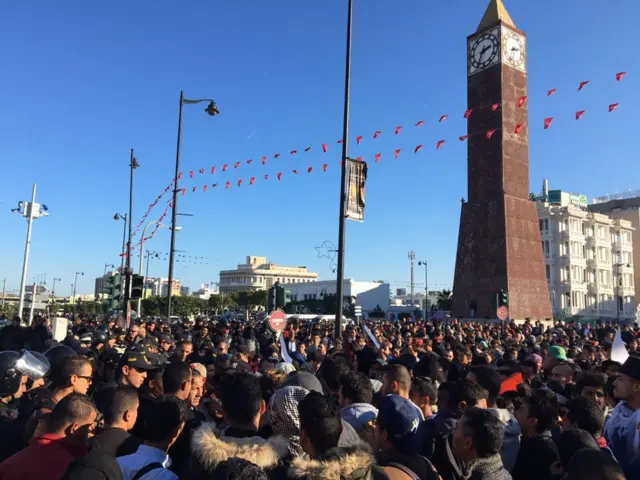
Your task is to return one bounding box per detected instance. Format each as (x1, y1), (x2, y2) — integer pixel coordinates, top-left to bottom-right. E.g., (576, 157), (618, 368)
(268, 386), (309, 457)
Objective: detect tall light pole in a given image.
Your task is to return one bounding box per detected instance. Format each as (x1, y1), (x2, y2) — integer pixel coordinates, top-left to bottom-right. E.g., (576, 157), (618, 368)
(334, 0), (354, 343)
(51, 277), (61, 316)
(12, 184), (49, 322)
(123, 149), (140, 326)
(1, 278), (5, 309)
(614, 252), (630, 324)
(72, 272), (84, 304)
(167, 91), (219, 317)
(418, 260), (428, 321)
(113, 213), (127, 272)
(408, 251), (416, 313)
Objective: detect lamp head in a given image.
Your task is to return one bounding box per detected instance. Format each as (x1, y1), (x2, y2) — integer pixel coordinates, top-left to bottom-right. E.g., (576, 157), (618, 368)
(205, 101), (219, 116)
(113, 213), (120, 221)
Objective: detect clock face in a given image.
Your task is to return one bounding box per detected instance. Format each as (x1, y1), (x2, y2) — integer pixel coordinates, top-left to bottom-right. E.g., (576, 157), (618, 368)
(468, 30), (500, 75)
(502, 29), (526, 72)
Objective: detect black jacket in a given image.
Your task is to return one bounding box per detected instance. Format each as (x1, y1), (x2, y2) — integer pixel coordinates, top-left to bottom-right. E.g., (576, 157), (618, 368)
(512, 431), (558, 480)
(89, 427), (141, 457)
(0, 404), (23, 463)
(419, 410), (465, 480)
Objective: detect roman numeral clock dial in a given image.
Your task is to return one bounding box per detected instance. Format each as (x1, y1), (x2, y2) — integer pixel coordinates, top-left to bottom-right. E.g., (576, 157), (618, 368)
(468, 28), (499, 75)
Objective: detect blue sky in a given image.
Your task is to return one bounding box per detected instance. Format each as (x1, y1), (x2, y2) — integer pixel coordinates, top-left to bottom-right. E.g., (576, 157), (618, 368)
(1, 0), (638, 297)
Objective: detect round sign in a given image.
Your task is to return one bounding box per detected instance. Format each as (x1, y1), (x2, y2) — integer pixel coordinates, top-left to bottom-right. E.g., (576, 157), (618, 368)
(268, 310), (287, 332)
(496, 306), (509, 321)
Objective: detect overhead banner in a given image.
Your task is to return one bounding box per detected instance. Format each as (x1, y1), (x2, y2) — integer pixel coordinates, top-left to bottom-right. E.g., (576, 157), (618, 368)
(346, 158), (367, 222)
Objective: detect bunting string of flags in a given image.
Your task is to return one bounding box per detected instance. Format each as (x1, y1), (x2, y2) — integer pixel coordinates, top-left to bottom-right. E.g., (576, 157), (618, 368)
(129, 70), (629, 247)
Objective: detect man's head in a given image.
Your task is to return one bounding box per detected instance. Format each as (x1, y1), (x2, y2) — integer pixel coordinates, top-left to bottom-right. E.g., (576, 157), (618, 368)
(144, 396), (188, 451)
(234, 345), (250, 363)
(188, 367), (206, 408)
(160, 334), (175, 353)
(375, 394), (422, 454)
(46, 393), (97, 444)
(119, 352), (155, 389)
(551, 363), (575, 387)
(447, 379), (488, 414)
(101, 386), (139, 431)
(298, 391), (342, 457)
(52, 356), (93, 395)
(565, 449), (626, 480)
(613, 356), (640, 403)
(176, 341), (194, 362)
(515, 389), (558, 437)
(563, 397), (604, 437)
(381, 364), (412, 398)
(162, 361), (192, 401)
(467, 365), (501, 407)
(452, 407), (504, 462)
(409, 376), (437, 413)
(575, 372), (607, 409)
(338, 371), (373, 409)
(218, 372), (264, 428)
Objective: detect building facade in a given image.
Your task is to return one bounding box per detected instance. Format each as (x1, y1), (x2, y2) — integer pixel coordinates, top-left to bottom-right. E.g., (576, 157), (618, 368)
(285, 279), (390, 314)
(219, 256), (318, 293)
(537, 200), (636, 321)
(148, 278), (181, 297)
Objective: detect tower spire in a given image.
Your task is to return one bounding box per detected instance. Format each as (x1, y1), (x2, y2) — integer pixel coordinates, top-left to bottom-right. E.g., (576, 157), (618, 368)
(477, 0), (515, 32)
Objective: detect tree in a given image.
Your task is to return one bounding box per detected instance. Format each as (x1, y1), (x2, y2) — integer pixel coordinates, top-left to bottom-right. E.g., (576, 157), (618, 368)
(436, 289), (453, 310)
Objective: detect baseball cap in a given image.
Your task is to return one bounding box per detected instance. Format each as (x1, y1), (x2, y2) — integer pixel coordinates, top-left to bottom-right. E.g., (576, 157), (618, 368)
(377, 394), (422, 454)
(189, 363), (207, 378)
(618, 356), (640, 382)
(119, 351), (156, 371)
(142, 336), (159, 349)
(160, 334), (176, 345)
(549, 345), (567, 361)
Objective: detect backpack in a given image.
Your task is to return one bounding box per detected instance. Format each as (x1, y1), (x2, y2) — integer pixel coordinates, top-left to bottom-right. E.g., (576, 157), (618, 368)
(131, 462), (164, 480)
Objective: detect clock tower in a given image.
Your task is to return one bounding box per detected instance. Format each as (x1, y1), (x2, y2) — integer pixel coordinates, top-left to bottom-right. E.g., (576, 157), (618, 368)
(452, 0), (552, 321)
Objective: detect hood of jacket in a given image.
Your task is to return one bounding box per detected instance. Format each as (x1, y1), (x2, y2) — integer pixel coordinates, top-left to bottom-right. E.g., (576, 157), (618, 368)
(487, 408), (521, 472)
(190, 422), (290, 472)
(288, 444), (375, 480)
(340, 403), (378, 431)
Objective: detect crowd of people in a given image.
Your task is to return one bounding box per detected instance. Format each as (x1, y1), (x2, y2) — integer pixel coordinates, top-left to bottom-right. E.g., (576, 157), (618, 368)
(0, 312), (638, 480)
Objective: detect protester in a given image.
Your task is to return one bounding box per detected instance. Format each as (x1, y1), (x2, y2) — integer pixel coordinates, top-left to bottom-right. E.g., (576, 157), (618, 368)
(90, 386), (141, 457)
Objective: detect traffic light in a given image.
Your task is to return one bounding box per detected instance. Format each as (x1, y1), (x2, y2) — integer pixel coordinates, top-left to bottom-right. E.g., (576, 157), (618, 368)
(497, 289), (509, 307)
(268, 282), (289, 311)
(131, 275), (144, 300)
(102, 273), (122, 309)
(112, 273), (123, 309)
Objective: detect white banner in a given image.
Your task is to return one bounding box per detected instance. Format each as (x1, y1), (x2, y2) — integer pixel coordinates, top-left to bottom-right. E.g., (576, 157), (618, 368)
(363, 324), (380, 349)
(280, 334), (293, 364)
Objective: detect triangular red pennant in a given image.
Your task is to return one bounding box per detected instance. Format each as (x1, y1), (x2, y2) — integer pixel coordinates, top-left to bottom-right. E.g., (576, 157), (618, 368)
(608, 103), (619, 112)
(211, 166), (216, 174)
(414, 144), (423, 153)
(199, 168), (204, 174)
(491, 103), (500, 111)
(322, 164), (328, 172)
(463, 109), (473, 119)
(192, 186), (196, 192)
(304, 147), (311, 152)
(247, 159), (252, 164)
(575, 110), (586, 120)
(486, 129), (497, 139)
(544, 117), (554, 129)
(290, 150), (297, 155)
(189, 170), (194, 178)
(373, 131), (381, 139)
(395, 126), (402, 135)
(203, 185), (207, 192)
(261, 156), (267, 165)
(356, 135), (362, 145)
(514, 124), (524, 134)
(517, 96), (527, 107)
(264, 175), (268, 180)
(250, 177), (255, 185)
(547, 88), (557, 97)
(225, 181), (230, 189)
(337, 139), (343, 144)
(459, 135), (469, 142)
(222, 164), (228, 171)
(234, 162), (240, 168)
(578, 80), (590, 91)
(237, 179), (242, 187)
(436, 140), (445, 149)
(394, 149), (401, 159)
(374, 153), (381, 163)
(178, 172), (183, 180)
(212, 183), (217, 188)
(439, 114), (448, 123)
(274, 153), (280, 158)
(322, 144), (328, 153)
(277, 172), (282, 180)
(181, 188), (186, 195)
(616, 72), (627, 81)
(415, 120), (424, 127)
(307, 166), (312, 173)
(292, 169), (298, 174)
(356, 156), (362, 162)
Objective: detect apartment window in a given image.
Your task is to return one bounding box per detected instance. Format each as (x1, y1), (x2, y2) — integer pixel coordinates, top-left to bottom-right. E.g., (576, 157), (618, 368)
(564, 242), (570, 255)
(545, 264), (551, 280)
(564, 219), (569, 232)
(590, 247), (596, 260)
(623, 231), (632, 244)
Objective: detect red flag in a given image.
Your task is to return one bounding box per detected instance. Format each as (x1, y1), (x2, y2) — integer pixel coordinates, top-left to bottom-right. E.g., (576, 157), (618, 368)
(189, 170), (194, 178)
(514, 124), (524, 134)
(178, 172), (183, 180)
(322, 144), (328, 152)
(439, 114), (448, 123)
(264, 174), (268, 180)
(394, 149), (401, 159)
(609, 102), (620, 112)
(436, 140), (445, 149)
(491, 103), (500, 111)
(274, 153), (280, 158)
(576, 110), (586, 120)
(374, 153), (381, 163)
(181, 188), (186, 195)
(517, 96), (527, 107)
(261, 156), (267, 165)
(246, 159), (252, 164)
(414, 144), (423, 153)
(415, 120), (424, 127)
(578, 80), (590, 91)
(237, 179), (242, 187)
(250, 177), (255, 185)
(234, 162), (240, 168)
(292, 169), (298, 174)
(356, 135), (362, 145)
(463, 109), (473, 119)
(616, 72), (627, 81)
(199, 168), (204, 174)
(356, 156), (362, 162)
(203, 185), (207, 192)
(304, 147), (311, 152)
(225, 181), (230, 189)
(547, 88), (557, 97)
(211, 166), (216, 174)
(395, 125), (402, 135)
(373, 130), (381, 139)
(222, 164), (228, 171)
(337, 139), (343, 144)
(192, 186), (196, 192)
(290, 150), (297, 155)
(212, 183), (217, 188)
(277, 172), (282, 181)
(307, 166), (312, 173)
(544, 117), (554, 129)
(459, 135), (469, 141)
(486, 129), (496, 139)
(322, 164), (328, 172)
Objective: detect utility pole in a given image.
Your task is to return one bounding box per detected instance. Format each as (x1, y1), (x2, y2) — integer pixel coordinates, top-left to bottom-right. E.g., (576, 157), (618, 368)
(409, 251), (415, 313)
(1, 278), (5, 309)
(28, 275), (38, 325)
(418, 260), (428, 321)
(124, 149), (139, 328)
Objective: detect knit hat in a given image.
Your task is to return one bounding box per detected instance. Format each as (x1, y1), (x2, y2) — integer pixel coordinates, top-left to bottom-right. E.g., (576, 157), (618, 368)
(61, 450), (122, 480)
(377, 394), (421, 454)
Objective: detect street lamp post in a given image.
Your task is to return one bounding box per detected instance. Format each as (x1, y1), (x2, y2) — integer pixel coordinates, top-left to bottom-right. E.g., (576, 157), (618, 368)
(334, 0), (354, 344)
(113, 213), (127, 272)
(614, 252), (630, 324)
(123, 149), (139, 326)
(50, 277), (61, 316)
(167, 91), (219, 317)
(72, 272), (84, 305)
(12, 183), (48, 322)
(418, 260), (428, 321)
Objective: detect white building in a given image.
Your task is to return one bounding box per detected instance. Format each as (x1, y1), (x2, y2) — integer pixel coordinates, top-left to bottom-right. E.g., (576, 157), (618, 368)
(191, 284), (219, 299)
(285, 279), (390, 314)
(219, 256), (318, 293)
(147, 278), (181, 297)
(391, 290), (439, 310)
(537, 198), (636, 321)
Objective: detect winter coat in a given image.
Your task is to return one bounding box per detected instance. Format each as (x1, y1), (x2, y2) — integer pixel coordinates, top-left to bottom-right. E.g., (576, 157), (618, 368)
(464, 454), (512, 480)
(188, 423), (290, 479)
(418, 410), (465, 480)
(288, 444), (380, 480)
(341, 403), (379, 432)
(511, 431), (558, 480)
(486, 408), (521, 473)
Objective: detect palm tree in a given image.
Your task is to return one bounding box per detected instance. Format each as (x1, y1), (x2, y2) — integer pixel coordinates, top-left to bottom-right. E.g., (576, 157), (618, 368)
(436, 289), (453, 310)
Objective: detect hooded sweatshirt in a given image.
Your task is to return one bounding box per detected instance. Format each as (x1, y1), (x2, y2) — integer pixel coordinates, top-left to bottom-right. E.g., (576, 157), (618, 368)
(603, 401), (640, 473)
(487, 408), (521, 473)
(341, 403), (379, 431)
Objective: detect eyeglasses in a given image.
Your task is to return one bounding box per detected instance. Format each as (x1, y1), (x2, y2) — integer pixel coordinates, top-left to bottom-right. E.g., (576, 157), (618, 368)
(76, 375), (93, 383)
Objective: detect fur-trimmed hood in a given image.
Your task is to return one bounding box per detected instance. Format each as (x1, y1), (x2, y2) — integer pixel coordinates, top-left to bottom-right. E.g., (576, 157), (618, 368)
(190, 422), (290, 472)
(288, 444), (375, 480)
